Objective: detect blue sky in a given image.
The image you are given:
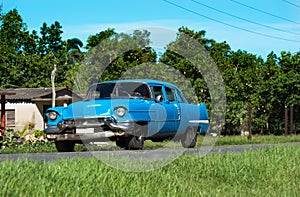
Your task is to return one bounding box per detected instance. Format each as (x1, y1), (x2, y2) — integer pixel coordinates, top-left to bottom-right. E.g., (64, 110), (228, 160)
(2, 0), (300, 58)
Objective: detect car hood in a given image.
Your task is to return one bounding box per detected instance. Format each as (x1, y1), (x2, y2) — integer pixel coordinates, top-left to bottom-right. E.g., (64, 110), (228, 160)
(62, 98), (151, 120)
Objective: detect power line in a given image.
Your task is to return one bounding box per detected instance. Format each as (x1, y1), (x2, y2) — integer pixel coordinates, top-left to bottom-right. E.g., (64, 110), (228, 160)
(282, 0), (300, 9)
(162, 0), (300, 43)
(230, 0), (300, 25)
(191, 0), (300, 36)
(0, 0), (3, 16)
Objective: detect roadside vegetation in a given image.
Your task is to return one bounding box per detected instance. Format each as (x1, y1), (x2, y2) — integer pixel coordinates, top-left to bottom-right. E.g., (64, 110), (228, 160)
(1, 145), (299, 196)
(1, 127), (300, 154)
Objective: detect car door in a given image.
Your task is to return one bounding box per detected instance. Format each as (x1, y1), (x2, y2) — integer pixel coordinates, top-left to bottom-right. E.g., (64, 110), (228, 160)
(164, 86), (181, 133)
(147, 85), (177, 136)
(161, 86), (180, 133)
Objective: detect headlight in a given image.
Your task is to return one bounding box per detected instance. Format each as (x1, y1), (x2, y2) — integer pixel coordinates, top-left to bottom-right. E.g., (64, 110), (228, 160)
(49, 111), (58, 120)
(116, 107), (126, 117)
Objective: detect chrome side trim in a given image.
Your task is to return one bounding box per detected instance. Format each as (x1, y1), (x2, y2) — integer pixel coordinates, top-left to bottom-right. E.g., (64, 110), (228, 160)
(189, 120), (209, 124)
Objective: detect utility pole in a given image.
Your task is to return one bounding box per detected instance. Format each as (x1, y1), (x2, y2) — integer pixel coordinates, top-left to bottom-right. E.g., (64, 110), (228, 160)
(51, 64), (57, 107)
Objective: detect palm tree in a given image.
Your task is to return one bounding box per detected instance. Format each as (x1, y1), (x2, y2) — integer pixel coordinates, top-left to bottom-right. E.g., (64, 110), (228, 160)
(66, 38), (83, 65)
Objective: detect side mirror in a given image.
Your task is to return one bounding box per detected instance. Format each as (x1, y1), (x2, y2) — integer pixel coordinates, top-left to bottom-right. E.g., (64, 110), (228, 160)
(155, 95), (164, 102)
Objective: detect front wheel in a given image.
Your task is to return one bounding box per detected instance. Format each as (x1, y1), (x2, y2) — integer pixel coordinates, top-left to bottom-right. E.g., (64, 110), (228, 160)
(55, 141), (75, 152)
(116, 135), (144, 150)
(181, 127), (197, 148)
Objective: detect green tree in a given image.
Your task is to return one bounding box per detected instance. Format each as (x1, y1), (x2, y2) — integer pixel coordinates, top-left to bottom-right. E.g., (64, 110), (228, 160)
(254, 52), (280, 133)
(0, 9), (83, 88)
(66, 29), (156, 93)
(85, 28), (115, 50)
(66, 38), (84, 65)
(160, 27), (213, 103)
(36, 21), (84, 87)
(0, 9), (37, 88)
(224, 50), (264, 134)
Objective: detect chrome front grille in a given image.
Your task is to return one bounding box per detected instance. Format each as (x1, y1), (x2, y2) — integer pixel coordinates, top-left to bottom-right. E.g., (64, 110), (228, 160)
(64, 117), (110, 128)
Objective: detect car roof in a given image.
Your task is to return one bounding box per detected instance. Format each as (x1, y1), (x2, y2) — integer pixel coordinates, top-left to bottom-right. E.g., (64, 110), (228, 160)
(93, 79), (178, 89)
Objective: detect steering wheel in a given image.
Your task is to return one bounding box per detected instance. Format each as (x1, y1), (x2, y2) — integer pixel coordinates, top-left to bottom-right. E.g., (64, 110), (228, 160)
(131, 91), (142, 97)
(118, 90), (131, 97)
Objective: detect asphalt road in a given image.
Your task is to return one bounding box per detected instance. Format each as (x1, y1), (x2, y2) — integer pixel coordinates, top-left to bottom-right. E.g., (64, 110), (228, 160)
(1, 142), (300, 162)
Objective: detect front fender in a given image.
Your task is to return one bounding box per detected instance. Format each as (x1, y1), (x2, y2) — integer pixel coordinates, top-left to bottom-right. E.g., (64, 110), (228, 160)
(45, 106), (65, 126)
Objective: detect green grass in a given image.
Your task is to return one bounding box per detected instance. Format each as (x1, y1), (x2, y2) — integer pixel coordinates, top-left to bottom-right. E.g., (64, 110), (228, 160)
(143, 134), (300, 149)
(0, 142), (57, 154)
(0, 145), (299, 196)
(213, 134), (300, 145)
(1, 134), (300, 154)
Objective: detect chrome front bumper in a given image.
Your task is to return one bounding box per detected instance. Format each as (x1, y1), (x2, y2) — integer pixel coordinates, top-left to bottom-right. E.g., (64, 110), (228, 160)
(46, 131), (125, 141)
(57, 117), (136, 131)
(44, 117), (137, 141)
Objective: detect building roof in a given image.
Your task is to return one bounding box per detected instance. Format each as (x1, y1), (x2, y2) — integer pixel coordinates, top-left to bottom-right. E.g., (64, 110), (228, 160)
(0, 87), (83, 103)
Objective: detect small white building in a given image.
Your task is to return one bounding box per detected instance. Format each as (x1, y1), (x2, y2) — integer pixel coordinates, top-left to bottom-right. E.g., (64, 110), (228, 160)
(0, 88), (82, 131)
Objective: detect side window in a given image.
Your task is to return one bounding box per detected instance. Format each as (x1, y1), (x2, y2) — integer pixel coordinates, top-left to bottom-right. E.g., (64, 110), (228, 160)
(86, 85), (102, 100)
(175, 89), (187, 103)
(132, 84), (151, 99)
(151, 86), (164, 101)
(86, 85), (97, 100)
(165, 87), (176, 102)
(91, 89), (100, 99)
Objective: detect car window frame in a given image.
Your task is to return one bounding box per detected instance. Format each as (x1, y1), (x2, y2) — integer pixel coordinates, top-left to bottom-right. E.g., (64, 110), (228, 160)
(175, 88), (188, 103)
(85, 82), (152, 100)
(165, 86), (177, 103)
(150, 85), (165, 102)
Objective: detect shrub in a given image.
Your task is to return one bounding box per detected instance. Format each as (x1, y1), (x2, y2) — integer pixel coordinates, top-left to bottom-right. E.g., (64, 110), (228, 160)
(0, 127), (47, 150)
(0, 128), (24, 148)
(34, 129), (44, 138)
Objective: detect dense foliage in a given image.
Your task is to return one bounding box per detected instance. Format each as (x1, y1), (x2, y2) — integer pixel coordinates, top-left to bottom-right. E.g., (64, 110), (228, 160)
(0, 9), (299, 134)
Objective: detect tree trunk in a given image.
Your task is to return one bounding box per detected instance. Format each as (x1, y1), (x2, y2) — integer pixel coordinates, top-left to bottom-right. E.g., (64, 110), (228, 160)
(285, 106), (288, 136)
(290, 107), (293, 135)
(248, 107), (252, 140)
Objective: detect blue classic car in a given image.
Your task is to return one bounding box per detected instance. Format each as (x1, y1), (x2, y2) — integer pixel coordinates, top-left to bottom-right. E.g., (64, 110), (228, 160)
(44, 79), (209, 151)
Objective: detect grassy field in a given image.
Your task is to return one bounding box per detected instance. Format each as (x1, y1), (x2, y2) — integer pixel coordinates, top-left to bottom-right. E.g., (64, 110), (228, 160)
(0, 145), (299, 196)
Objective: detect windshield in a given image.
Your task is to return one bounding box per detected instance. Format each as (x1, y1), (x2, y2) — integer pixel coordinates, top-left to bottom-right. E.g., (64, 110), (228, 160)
(86, 82), (151, 100)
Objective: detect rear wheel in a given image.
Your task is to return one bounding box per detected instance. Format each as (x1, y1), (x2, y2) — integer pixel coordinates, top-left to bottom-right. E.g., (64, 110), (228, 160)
(181, 127), (197, 148)
(55, 141), (75, 152)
